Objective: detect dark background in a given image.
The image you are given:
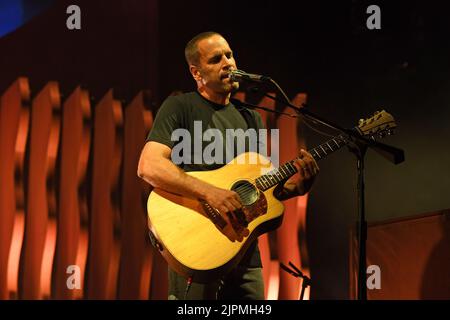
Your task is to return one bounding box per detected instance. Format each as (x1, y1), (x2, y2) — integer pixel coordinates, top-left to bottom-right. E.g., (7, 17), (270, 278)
(1, 0), (449, 299)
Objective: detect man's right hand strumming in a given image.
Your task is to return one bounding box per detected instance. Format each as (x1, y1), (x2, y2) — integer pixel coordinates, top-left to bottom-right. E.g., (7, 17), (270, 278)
(204, 187), (250, 242)
(204, 187), (241, 217)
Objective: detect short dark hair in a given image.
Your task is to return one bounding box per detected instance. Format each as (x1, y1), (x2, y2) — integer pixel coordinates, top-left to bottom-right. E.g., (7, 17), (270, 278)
(184, 31), (222, 66)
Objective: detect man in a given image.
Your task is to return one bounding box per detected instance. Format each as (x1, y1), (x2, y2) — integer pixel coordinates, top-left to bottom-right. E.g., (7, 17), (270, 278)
(137, 31), (319, 300)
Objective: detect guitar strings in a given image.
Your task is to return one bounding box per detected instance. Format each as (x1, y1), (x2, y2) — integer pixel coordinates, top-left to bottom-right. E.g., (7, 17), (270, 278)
(233, 183), (257, 196)
(212, 163), (300, 204)
(233, 170), (296, 199)
(233, 178), (270, 200)
(230, 160), (300, 194)
(236, 188), (257, 200)
(232, 173), (285, 196)
(232, 179), (259, 198)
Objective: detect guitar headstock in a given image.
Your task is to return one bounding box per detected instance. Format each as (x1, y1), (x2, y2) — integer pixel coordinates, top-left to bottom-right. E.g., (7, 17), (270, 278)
(357, 110), (397, 139)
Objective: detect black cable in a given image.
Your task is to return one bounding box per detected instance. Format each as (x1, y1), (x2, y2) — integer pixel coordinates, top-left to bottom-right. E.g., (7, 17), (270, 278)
(184, 277), (193, 300)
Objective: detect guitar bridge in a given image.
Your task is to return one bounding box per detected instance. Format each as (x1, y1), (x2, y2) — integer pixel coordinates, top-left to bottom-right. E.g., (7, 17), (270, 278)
(201, 201), (228, 229)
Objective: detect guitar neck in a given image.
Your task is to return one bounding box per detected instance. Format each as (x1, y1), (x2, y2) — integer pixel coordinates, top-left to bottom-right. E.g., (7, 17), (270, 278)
(255, 134), (348, 191)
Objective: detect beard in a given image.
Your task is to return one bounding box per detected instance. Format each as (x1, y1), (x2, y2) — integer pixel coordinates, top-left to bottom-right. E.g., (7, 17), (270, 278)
(200, 73), (239, 94)
(218, 77), (239, 93)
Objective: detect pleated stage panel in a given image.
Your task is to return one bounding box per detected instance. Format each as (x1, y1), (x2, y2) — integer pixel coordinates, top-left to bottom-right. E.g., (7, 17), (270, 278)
(85, 90), (123, 300)
(19, 81), (61, 299)
(117, 91), (154, 300)
(52, 86), (91, 299)
(0, 78), (30, 299)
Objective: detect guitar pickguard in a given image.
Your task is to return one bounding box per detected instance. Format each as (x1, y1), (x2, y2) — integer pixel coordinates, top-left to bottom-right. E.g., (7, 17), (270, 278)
(242, 190), (268, 223)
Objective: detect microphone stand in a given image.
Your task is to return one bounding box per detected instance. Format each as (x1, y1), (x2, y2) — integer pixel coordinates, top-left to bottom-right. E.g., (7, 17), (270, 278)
(239, 81), (405, 300)
(230, 97), (299, 119)
(280, 262), (311, 300)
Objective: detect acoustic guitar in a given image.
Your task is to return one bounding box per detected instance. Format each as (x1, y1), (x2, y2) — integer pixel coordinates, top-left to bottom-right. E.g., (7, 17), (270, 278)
(147, 110), (397, 283)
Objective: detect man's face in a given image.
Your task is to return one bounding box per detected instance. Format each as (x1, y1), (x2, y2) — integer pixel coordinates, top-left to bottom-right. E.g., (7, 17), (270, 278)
(192, 35), (239, 94)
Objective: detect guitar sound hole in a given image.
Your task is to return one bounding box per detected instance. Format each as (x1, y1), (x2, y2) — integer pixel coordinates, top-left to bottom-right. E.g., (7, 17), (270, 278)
(231, 180), (258, 206)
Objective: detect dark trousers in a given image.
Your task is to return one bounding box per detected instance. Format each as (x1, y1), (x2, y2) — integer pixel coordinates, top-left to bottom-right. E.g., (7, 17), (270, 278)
(168, 266), (265, 300)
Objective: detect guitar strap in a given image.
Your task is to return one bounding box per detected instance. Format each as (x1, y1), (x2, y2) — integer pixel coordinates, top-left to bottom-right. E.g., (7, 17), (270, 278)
(235, 104), (260, 152)
(235, 105), (257, 130)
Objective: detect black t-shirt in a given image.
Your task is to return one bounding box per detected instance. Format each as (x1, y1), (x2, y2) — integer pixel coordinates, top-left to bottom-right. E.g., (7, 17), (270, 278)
(146, 91), (266, 267)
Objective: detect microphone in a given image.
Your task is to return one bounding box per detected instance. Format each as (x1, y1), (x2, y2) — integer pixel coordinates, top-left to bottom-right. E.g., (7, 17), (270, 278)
(229, 69), (271, 83)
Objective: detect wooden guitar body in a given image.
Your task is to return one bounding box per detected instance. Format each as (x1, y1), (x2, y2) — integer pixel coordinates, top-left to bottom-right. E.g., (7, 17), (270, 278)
(147, 152), (284, 283)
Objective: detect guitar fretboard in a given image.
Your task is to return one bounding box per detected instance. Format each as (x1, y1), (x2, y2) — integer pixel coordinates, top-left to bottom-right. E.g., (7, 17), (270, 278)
(255, 135), (348, 191)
